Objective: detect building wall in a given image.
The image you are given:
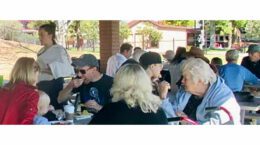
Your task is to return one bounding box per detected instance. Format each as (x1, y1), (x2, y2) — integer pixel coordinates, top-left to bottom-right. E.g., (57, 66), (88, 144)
(159, 30), (187, 53)
(127, 22), (187, 54)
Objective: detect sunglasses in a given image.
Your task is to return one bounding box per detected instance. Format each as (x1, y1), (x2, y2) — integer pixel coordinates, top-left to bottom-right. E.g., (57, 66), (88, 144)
(74, 67), (93, 74)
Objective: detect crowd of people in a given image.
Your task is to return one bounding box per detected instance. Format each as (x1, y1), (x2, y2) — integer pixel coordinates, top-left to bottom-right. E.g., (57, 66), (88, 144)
(1, 22), (260, 125)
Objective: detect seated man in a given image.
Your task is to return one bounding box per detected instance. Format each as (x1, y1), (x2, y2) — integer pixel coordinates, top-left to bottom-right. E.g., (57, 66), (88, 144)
(241, 44), (260, 78)
(58, 54), (113, 113)
(219, 50), (258, 92)
(211, 57), (223, 71)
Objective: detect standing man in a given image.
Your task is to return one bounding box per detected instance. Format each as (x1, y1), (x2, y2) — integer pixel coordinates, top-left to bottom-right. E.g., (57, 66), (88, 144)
(106, 43), (133, 77)
(241, 44), (260, 78)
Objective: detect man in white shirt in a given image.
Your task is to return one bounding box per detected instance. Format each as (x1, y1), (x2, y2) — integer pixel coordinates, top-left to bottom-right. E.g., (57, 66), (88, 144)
(106, 43), (133, 77)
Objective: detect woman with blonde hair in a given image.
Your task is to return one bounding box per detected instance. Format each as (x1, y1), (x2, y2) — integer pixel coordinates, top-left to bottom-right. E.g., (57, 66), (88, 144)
(90, 64), (168, 124)
(0, 57), (40, 124)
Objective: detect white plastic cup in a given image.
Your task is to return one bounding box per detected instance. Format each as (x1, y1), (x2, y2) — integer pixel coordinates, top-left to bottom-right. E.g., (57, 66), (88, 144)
(64, 105), (75, 121)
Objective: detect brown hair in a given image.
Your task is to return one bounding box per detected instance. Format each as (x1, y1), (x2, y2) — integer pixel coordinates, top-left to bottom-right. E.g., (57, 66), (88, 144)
(39, 23), (57, 44)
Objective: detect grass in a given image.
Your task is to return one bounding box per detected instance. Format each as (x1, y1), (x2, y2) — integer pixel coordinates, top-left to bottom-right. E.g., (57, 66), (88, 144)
(67, 47), (100, 59)
(67, 47), (247, 65)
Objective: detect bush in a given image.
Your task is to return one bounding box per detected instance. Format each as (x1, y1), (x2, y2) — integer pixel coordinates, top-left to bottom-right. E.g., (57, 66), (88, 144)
(14, 32), (39, 44)
(0, 21), (39, 44)
(0, 21), (23, 41)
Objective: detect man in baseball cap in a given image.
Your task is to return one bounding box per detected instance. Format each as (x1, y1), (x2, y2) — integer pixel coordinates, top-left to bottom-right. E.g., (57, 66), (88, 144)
(72, 54), (99, 68)
(58, 54), (113, 113)
(241, 44), (260, 78)
(139, 52), (170, 99)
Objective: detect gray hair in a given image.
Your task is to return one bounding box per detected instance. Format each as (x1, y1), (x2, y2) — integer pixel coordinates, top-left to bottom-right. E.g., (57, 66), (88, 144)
(111, 64), (161, 113)
(181, 58), (216, 85)
(132, 49), (146, 62)
(225, 50), (239, 62)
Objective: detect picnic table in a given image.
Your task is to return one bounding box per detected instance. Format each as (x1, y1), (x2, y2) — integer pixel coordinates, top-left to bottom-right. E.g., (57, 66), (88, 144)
(238, 97), (260, 124)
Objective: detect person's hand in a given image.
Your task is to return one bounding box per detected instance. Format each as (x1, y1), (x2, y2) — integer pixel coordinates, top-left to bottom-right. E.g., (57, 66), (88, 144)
(158, 81), (171, 99)
(68, 78), (84, 88)
(85, 100), (102, 112)
(48, 105), (55, 111)
(176, 111), (187, 117)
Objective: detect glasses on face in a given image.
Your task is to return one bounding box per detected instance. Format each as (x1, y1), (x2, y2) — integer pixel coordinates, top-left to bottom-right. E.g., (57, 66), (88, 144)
(74, 67), (93, 75)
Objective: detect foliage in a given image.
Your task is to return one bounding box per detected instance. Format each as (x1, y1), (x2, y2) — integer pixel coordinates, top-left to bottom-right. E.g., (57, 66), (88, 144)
(80, 21), (99, 41)
(67, 20), (80, 37)
(119, 21), (131, 40)
(164, 20), (195, 27)
(245, 20), (260, 40)
(137, 23), (162, 47)
(67, 20), (99, 51)
(231, 20), (247, 29)
(0, 21), (39, 44)
(27, 20), (53, 29)
(14, 32), (39, 44)
(214, 20), (232, 35)
(0, 21), (23, 40)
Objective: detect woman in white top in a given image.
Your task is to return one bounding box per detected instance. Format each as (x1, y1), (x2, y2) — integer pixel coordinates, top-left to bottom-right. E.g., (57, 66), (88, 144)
(37, 23), (74, 111)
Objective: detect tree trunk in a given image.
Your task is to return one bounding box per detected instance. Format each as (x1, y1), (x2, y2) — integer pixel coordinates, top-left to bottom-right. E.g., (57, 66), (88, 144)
(228, 22), (232, 49)
(228, 33), (232, 49)
(92, 39), (95, 52)
(74, 21), (81, 51)
(56, 20), (69, 47)
(209, 21), (216, 48)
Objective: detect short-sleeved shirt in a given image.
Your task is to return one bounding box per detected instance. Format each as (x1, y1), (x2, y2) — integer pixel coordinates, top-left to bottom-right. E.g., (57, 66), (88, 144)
(37, 44), (75, 81)
(73, 74), (113, 106)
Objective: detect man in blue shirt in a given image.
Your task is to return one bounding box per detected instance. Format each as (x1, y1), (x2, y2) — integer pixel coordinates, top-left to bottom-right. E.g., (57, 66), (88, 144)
(219, 50), (258, 92)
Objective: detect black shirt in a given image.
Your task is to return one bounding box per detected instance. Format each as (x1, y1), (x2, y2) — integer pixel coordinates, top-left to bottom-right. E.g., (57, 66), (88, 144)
(241, 56), (260, 79)
(89, 101), (168, 125)
(183, 95), (203, 121)
(73, 74), (113, 106)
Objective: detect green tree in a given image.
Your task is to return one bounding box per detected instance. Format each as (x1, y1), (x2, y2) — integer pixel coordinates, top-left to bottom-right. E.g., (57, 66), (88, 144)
(68, 20), (81, 50)
(80, 20), (99, 51)
(245, 20), (260, 40)
(137, 23), (162, 48)
(68, 20), (100, 51)
(206, 20), (247, 48)
(164, 20), (195, 27)
(119, 21), (131, 43)
(215, 20), (233, 48)
(0, 20), (23, 41)
(27, 20), (53, 29)
(230, 20), (247, 44)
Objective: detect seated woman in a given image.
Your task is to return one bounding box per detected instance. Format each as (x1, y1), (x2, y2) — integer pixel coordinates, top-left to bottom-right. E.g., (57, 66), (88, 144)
(171, 58), (241, 125)
(89, 64), (168, 124)
(0, 57), (40, 124)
